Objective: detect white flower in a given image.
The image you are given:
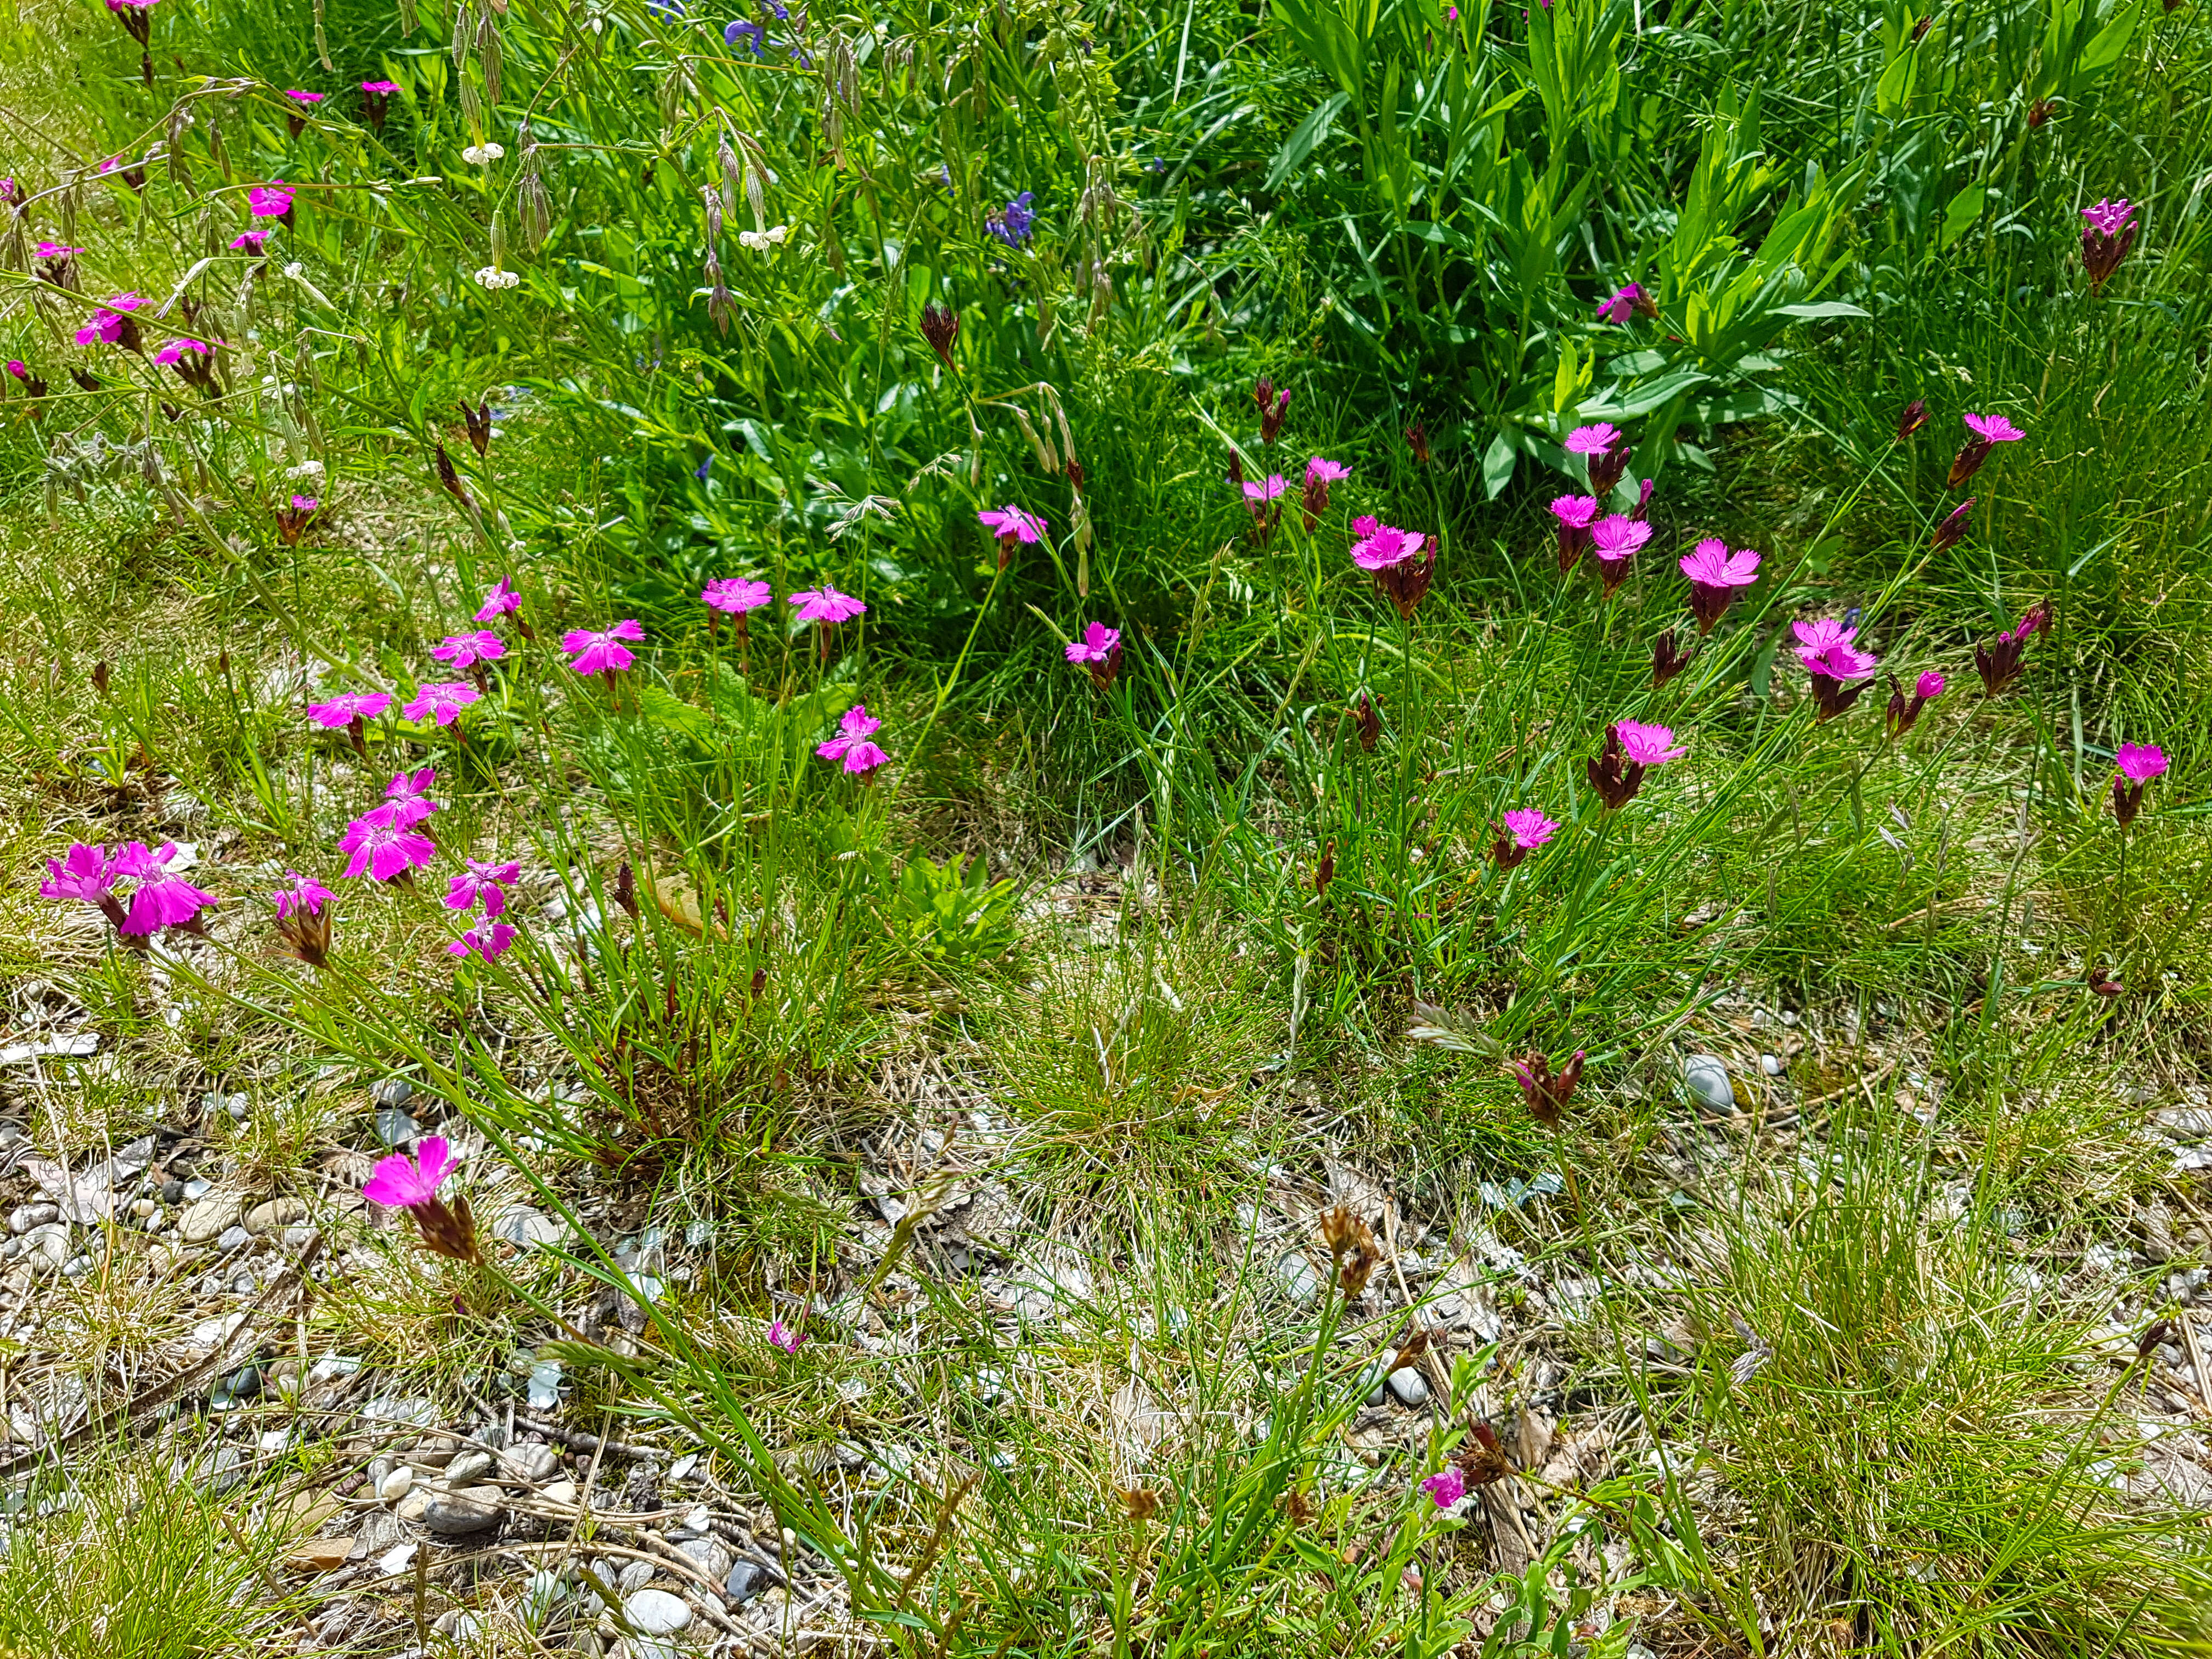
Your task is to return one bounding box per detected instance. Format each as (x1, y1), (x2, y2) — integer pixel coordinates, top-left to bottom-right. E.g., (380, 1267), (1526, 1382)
(461, 143), (505, 166)
(737, 224), (789, 252)
(285, 459), (325, 479)
(283, 261), (304, 279)
(473, 266), (521, 290)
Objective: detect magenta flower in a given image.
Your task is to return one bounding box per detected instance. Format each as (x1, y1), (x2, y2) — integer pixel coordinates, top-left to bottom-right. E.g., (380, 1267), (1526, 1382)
(1589, 515), (1651, 596)
(1791, 618), (1859, 665)
(1885, 670), (1945, 738)
(272, 870), (332, 919)
(247, 182), (294, 218)
(1305, 456), (1350, 487)
(33, 241), (83, 259)
(229, 229), (272, 252)
(2081, 199), (2138, 291)
(977, 506), (1048, 547)
(430, 630), (506, 670)
(1301, 455), (1350, 529)
(1502, 809), (1558, 850)
(1948, 413), (2025, 489)
(402, 680), (479, 726)
(41, 843), (116, 910)
(1567, 423), (1632, 498)
(1419, 1467), (1466, 1509)
(788, 587), (866, 625)
(446, 856), (521, 918)
(5, 361), (26, 380)
(817, 704), (889, 774)
(1549, 494), (1598, 572)
(1066, 620), (1122, 691)
(1351, 523), (1426, 571)
(561, 619), (645, 676)
(306, 690), (392, 727)
(1802, 640), (1880, 723)
(362, 78), (399, 94)
(447, 920), (517, 961)
(363, 1137), (456, 1208)
(1564, 424), (1619, 456)
(2117, 742), (2168, 783)
(473, 576), (521, 622)
(338, 815), (437, 882)
(375, 766), (441, 830)
(74, 293), (145, 348)
(1241, 474), (1288, 506)
(1680, 539), (1760, 632)
(1595, 283), (1655, 324)
(1917, 671), (1945, 699)
(1615, 720), (1685, 768)
(1962, 411), (2026, 445)
(283, 89), (325, 104)
(702, 577), (772, 614)
(113, 841), (216, 935)
(768, 1318), (804, 1353)
(289, 497), (318, 517)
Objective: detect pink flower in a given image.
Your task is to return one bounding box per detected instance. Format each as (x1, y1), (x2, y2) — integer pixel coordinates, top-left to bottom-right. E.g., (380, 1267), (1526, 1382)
(562, 619), (645, 676)
(702, 577), (772, 613)
(1804, 642), (1878, 681)
(376, 766), (441, 828)
(447, 921), (517, 961)
(1564, 424), (1620, 456)
(1351, 523), (1426, 571)
(74, 293), (144, 346)
(1802, 640), (1880, 722)
(41, 843), (116, 909)
(339, 815), (437, 881)
(430, 630), (505, 670)
(402, 680), (479, 726)
(362, 78), (399, 94)
(273, 870), (331, 919)
(1350, 514), (1379, 539)
(306, 690), (392, 727)
(1614, 720), (1685, 766)
(1305, 456), (1350, 486)
(1500, 809), (1558, 851)
(474, 576), (521, 622)
(768, 1318), (804, 1353)
(5, 362), (26, 380)
(446, 856), (521, 918)
(283, 89), (325, 103)
(229, 230), (272, 251)
(1419, 1468), (1466, 1508)
(1549, 495), (1599, 529)
(977, 506), (1049, 545)
(2082, 199), (2136, 238)
(113, 841), (216, 934)
(2117, 743), (2168, 783)
(1240, 475), (1288, 505)
(247, 182), (294, 218)
(1590, 515), (1650, 562)
(1680, 538), (1760, 631)
(789, 587), (866, 625)
(817, 703), (889, 773)
(363, 1136), (456, 1207)
(1791, 618), (1859, 665)
(1595, 283), (1654, 324)
(1915, 671), (1946, 700)
(33, 241), (83, 259)
(1962, 411), (2026, 444)
(290, 494), (318, 512)
(1066, 621), (1121, 663)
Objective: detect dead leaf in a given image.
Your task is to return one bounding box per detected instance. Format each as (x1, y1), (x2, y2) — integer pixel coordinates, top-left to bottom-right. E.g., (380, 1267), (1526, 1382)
(284, 1536), (354, 1573)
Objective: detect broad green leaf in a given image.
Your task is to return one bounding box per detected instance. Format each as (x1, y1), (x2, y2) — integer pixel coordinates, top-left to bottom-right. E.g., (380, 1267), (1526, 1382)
(1482, 430), (1517, 499)
(1266, 93), (1351, 193)
(1939, 184), (1987, 250)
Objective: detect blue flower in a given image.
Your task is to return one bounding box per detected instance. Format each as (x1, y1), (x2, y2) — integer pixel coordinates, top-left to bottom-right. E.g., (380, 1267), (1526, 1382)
(695, 453), (714, 481)
(648, 0), (686, 16)
(725, 17), (764, 53)
(986, 190), (1036, 249)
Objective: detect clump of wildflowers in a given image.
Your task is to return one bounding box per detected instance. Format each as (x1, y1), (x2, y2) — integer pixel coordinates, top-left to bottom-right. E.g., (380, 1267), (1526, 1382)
(41, 844), (128, 933)
(1492, 809), (1557, 870)
(817, 704), (889, 776)
(562, 619), (645, 679)
(2112, 742), (2167, 828)
(1884, 671), (1945, 738)
(45, 841), (217, 940)
(1352, 521), (1434, 619)
(1972, 602), (2050, 697)
(1587, 719), (1683, 809)
(1679, 539), (1760, 633)
(1589, 515), (1650, 597)
(272, 871), (334, 967)
(1066, 622), (1122, 691)
(1549, 495), (1598, 572)
(363, 1137), (482, 1263)
(2080, 199), (2137, 292)
(340, 772), (440, 882)
(1946, 411), (2025, 490)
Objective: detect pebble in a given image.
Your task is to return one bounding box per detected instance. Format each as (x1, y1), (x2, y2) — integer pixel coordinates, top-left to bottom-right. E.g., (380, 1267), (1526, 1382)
(1386, 1367), (1430, 1407)
(211, 1365), (261, 1409)
(2155, 1108), (2212, 1142)
(1274, 1252), (1321, 1305)
(371, 1076), (414, 1108)
(506, 1443), (561, 1483)
(131, 1197), (157, 1219)
(726, 1560), (769, 1602)
(618, 1560), (657, 1594)
(445, 1449), (495, 1486)
(623, 1589), (692, 1635)
(22, 1227), (69, 1271)
(245, 1197), (307, 1234)
(159, 1178), (184, 1205)
(374, 1106), (420, 1147)
(1759, 1053), (1784, 1077)
(363, 1395), (440, 1429)
(395, 1489), (431, 1522)
(178, 1195), (242, 1244)
(1365, 1378), (1388, 1408)
(522, 1568), (568, 1625)
(9, 1203), (58, 1234)
(494, 1206), (567, 1249)
(377, 1465), (414, 1502)
(422, 1485), (505, 1534)
(214, 1226), (252, 1253)
(678, 1536), (732, 1581)
(1683, 1053), (1734, 1111)
(541, 1479), (580, 1506)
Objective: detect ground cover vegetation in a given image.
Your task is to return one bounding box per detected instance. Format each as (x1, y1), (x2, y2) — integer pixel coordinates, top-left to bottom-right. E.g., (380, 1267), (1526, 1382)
(0, 0), (2209, 1650)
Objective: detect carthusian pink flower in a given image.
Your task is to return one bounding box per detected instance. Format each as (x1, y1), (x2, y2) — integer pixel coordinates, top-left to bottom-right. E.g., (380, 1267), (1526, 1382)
(1589, 720), (1683, 809)
(1679, 539), (1760, 632)
(338, 814), (437, 882)
(1947, 411), (2025, 489)
(1973, 601), (2050, 697)
(562, 618), (645, 677)
(1302, 456), (1349, 529)
(114, 840), (216, 935)
(1066, 621), (1122, 692)
(1492, 808), (1558, 870)
(1588, 515), (1650, 596)
(768, 1318), (804, 1353)
(1240, 474), (1288, 508)
(1351, 523), (1426, 571)
(788, 586), (866, 625)
(448, 920), (517, 961)
(977, 506), (1048, 561)
(1549, 495), (1598, 572)
(230, 229), (272, 252)
(247, 181), (295, 218)
(402, 680), (479, 726)
(446, 857), (520, 918)
(1615, 720), (1686, 767)
(74, 292), (145, 351)
(703, 577), (771, 614)
(271, 871), (334, 966)
(1791, 617), (1859, 665)
(1565, 422), (1630, 498)
(1419, 1467), (1466, 1508)
(1802, 640), (1880, 721)
(2081, 199), (2137, 292)
(1254, 376), (1290, 444)
(1595, 283), (1656, 324)
(474, 576), (522, 622)
(2112, 742), (2168, 828)
(283, 89), (324, 103)
(273, 870), (333, 919)
(41, 843), (126, 930)
(816, 704), (888, 775)
(1352, 524), (1435, 619)
(430, 630), (505, 671)
(1885, 670), (1945, 738)
(362, 1136), (482, 1261)
(371, 766), (440, 830)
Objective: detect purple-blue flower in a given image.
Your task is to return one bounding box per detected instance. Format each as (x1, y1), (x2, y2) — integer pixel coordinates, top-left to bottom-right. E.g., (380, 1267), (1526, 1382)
(987, 190), (1036, 249)
(726, 16), (763, 52)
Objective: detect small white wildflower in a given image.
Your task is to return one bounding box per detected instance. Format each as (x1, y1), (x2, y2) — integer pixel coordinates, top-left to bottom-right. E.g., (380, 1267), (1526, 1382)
(473, 266), (521, 290)
(285, 459), (325, 479)
(737, 224), (789, 252)
(283, 261), (304, 279)
(461, 143), (506, 166)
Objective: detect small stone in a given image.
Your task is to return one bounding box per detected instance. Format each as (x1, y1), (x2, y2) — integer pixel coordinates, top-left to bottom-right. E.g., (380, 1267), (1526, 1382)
(362, 1395), (440, 1429)
(618, 1559), (657, 1594)
(494, 1206), (567, 1249)
(245, 1197), (307, 1234)
(445, 1449), (495, 1486)
(726, 1560), (769, 1602)
(374, 1106), (420, 1147)
(541, 1479), (580, 1506)
(1364, 1380), (1387, 1408)
(506, 1443), (561, 1483)
(211, 1365), (262, 1409)
(1780, 1010), (1800, 1027)
(624, 1589), (692, 1635)
(9, 1203), (58, 1234)
(159, 1178), (184, 1204)
(131, 1197), (157, 1219)
(1760, 1053), (1783, 1077)
(1386, 1367), (1430, 1407)
(522, 1568), (568, 1626)
(422, 1485), (505, 1534)
(678, 1536), (732, 1581)
(396, 1489), (431, 1522)
(1683, 1053), (1734, 1112)
(22, 1227), (69, 1271)
(371, 1077), (413, 1109)
(1274, 1252), (1321, 1305)
(377, 1465), (414, 1502)
(178, 1195), (242, 1244)
(214, 1225), (252, 1253)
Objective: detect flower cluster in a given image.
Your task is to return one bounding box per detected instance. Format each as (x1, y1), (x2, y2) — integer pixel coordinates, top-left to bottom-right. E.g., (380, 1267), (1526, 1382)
(42, 840), (214, 939)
